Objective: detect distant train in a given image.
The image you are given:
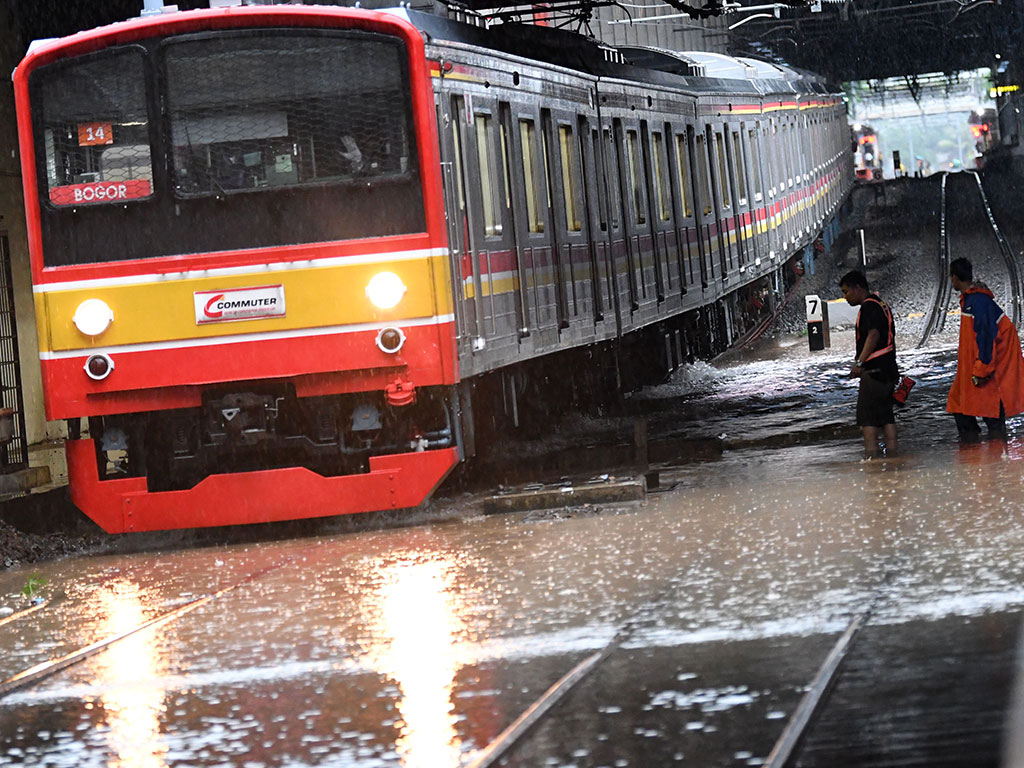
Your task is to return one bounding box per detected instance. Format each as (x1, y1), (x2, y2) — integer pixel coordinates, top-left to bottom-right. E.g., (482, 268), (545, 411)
(14, 4), (851, 533)
(852, 123), (882, 180)
(969, 108), (998, 166)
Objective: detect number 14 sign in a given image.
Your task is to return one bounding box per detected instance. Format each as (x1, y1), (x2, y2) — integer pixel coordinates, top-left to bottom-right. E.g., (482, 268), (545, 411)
(78, 122), (113, 146)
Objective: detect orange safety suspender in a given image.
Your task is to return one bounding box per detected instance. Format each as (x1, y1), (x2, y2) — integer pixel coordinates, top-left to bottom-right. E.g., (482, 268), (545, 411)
(856, 296), (895, 361)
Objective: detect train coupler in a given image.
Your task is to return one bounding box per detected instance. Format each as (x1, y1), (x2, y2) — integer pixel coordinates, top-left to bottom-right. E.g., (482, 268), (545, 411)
(386, 375), (416, 407)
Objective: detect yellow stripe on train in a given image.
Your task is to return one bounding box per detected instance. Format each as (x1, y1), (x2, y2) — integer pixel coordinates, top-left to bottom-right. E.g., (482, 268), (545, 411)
(38, 253), (452, 353)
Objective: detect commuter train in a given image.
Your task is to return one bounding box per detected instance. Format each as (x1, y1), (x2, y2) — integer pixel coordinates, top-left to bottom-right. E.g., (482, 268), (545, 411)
(14, 4), (852, 533)
(852, 123), (882, 180)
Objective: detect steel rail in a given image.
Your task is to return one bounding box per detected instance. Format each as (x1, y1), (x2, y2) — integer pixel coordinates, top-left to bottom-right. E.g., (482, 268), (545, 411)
(762, 608), (871, 768)
(0, 561), (288, 700)
(918, 171), (952, 348)
(462, 647), (613, 768)
(461, 562), (694, 767)
(0, 599), (49, 629)
(970, 170), (1023, 328)
(761, 558), (904, 768)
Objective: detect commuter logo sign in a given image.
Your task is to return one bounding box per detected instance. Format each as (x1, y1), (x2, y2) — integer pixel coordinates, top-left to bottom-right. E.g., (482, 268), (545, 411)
(194, 285), (286, 324)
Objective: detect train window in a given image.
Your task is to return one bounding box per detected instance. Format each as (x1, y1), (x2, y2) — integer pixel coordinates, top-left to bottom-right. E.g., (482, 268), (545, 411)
(602, 128), (621, 229)
(748, 129), (764, 202)
(695, 133), (712, 215)
(731, 130), (747, 205)
(541, 118), (554, 210)
(626, 129), (646, 224)
(519, 119), (544, 233)
(592, 129), (609, 231)
(163, 32), (416, 197)
(652, 132), (672, 222)
(714, 132), (730, 208)
(451, 98), (467, 214)
(786, 125), (794, 188)
(500, 107), (512, 210)
(475, 114), (502, 236)
(773, 123), (785, 190)
(558, 125), (582, 232)
(785, 122), (797, 184)
(34, 47), (154, 207)
(674, 134), (693, 218)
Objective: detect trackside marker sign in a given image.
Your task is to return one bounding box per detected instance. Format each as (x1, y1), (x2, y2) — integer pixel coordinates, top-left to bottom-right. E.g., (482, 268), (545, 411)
(194, 285), (286, 325)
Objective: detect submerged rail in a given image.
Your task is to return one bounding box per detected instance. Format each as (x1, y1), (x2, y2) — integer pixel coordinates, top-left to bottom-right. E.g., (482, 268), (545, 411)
(918, 172), (953, 348)
(763, 609), (871, 768)
(0, 599), (49, 629)
(971, 170), (1023, 328)
(0, 561), (290, 699)
(920, 170), (1023, 348)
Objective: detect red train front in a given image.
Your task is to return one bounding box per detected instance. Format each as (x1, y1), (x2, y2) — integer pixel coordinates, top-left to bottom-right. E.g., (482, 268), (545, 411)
(14, 6), (461, 533)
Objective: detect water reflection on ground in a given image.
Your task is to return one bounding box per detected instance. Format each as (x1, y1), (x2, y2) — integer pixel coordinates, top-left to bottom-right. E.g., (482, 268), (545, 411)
(1, 335), (1022, 767)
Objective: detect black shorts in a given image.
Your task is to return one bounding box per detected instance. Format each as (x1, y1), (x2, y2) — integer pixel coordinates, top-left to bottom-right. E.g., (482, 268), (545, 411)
(856, 372), (896, 427)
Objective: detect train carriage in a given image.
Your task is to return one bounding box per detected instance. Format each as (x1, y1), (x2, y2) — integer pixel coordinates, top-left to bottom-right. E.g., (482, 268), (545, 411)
(14, 4), (852, 533)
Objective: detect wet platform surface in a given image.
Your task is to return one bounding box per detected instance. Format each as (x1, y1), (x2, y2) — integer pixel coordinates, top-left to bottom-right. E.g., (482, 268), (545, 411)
(1, 325), (1023, 766)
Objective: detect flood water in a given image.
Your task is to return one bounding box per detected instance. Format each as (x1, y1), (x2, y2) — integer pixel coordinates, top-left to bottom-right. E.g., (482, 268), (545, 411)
(1, 329), (1022, 767)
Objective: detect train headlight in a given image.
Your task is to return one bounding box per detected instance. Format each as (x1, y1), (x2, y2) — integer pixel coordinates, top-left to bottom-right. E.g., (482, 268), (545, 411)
(72, 298), (114, 336)
(366, 272), (407, 310)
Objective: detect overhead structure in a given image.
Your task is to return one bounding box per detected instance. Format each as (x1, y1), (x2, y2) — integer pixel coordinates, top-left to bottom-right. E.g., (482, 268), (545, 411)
(463, 0), (1024, 83)
(725, 0), (1024, 83)
(9, 0), (1024, 84)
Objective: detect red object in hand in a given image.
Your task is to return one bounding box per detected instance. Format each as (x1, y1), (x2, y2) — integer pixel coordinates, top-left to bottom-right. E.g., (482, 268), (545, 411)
(893, 376), (916, 404)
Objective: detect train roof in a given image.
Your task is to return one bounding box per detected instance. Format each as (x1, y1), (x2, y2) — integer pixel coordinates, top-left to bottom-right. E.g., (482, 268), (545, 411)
(400, 9), (832, 95)
(20, 4), (834, 97)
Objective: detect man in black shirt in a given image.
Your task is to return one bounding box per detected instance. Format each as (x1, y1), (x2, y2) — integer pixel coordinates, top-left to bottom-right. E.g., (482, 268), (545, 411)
(839, 270), (899, 458)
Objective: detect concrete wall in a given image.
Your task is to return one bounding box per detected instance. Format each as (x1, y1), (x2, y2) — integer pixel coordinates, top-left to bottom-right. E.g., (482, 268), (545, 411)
(0, 2), (58, 447)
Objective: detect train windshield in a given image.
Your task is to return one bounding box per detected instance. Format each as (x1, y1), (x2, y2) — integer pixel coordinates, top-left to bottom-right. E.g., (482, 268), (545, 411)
(164, 32), (414, 196)
(36, 47), (154, 207)
(30, 30), (424, 267)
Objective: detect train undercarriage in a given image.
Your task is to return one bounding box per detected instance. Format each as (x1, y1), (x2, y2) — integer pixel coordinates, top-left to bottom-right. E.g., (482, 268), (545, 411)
(84, 385), (457, 494)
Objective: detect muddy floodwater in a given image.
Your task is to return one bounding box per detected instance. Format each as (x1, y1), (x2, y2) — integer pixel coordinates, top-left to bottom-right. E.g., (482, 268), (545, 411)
(1, 331), (1022, 767)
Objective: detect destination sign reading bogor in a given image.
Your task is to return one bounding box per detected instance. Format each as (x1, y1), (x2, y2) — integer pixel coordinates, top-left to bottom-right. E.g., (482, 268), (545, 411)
(193, 285), (287, 324)
(49, 179), (152, 206)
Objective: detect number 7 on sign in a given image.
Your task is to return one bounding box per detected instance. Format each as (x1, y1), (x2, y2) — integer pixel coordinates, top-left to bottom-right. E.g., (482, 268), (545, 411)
(805, 295), (823, 323)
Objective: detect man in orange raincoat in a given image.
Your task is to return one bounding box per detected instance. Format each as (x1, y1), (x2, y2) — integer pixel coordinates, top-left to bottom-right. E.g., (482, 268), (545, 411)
(947, 257), (1024, 441)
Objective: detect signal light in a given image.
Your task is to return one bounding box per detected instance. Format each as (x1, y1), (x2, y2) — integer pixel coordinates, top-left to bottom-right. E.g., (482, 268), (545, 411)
(84, 353), (114, 381)
(376, 326), (406, 354)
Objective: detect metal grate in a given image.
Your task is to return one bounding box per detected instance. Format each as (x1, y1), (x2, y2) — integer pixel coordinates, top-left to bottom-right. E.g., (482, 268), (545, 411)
(0, 236), (27, 471)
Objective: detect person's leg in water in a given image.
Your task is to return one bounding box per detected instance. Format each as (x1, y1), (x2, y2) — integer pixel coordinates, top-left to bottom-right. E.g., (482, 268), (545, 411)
(953, 412), (982, 443)
(982, 402), (1007, 441)
(883, 423), (898, 455)
(862, 426), (881, 458)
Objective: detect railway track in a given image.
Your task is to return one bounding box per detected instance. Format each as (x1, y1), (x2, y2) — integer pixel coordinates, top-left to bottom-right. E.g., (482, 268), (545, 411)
(970, 170), (1024, 328)
(0, 561), (289, 699)
(460, 594), (867, 767)
(918, 173), (953, 348)
(460, 572), (1015, 768)
(920, 170), (1024, 348)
